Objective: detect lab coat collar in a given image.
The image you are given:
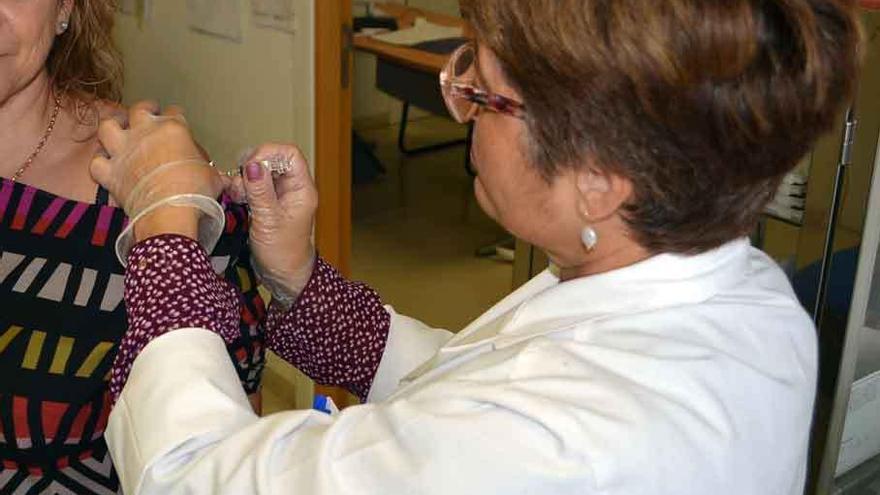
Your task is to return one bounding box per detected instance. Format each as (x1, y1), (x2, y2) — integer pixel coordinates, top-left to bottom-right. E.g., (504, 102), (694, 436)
(452, 238), (754, 349)
(397, 238), (754, 390)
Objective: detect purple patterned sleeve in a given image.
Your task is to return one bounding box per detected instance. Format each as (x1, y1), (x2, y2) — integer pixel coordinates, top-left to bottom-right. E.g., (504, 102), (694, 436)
(110, 235), (241, 404)
(266, 257), (391, 402)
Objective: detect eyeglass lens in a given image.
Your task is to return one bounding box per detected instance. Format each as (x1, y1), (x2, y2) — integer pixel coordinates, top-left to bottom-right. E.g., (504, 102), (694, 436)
(453, 46), (475, 79)
(441, 45), (478, 123)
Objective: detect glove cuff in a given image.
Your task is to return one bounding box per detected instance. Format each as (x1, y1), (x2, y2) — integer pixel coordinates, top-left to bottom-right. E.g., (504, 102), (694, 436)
(115, 194), (226, 266)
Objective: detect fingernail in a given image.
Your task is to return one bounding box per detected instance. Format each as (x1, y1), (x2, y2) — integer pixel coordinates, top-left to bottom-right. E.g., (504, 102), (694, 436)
(246, 162), (264, 181)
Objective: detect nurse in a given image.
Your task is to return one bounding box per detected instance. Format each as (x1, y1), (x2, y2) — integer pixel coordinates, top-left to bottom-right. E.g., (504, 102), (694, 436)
(93, 0), (862, 493)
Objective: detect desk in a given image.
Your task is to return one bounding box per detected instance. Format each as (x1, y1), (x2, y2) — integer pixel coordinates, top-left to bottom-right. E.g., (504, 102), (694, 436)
(354, 4), (465, 74)
(354, 3), (473, 171)
(353, 4), (519, 266)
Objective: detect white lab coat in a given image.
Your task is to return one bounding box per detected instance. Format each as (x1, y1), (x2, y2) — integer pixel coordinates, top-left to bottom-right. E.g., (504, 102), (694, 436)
(106, 239), (817, 494)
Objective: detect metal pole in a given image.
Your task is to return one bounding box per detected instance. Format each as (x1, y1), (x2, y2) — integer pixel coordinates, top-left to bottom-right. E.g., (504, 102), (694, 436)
(814, 107), (859, 328)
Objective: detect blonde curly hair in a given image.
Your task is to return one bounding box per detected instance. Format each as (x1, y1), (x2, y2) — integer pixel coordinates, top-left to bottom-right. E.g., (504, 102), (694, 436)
(48, 0), (123, 104)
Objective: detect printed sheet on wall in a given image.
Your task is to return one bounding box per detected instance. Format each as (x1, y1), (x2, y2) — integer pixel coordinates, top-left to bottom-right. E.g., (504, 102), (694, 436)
(187, 0), (243, 41)
(251, 0), (296, 33)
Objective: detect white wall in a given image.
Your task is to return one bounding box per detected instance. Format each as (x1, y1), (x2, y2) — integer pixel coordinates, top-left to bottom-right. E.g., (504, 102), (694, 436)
(114, 0), (315, 170)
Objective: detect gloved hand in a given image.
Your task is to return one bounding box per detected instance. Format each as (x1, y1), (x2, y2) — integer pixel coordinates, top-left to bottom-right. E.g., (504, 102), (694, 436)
(90, 101), (226, 265)
(226, 144), (318, 309)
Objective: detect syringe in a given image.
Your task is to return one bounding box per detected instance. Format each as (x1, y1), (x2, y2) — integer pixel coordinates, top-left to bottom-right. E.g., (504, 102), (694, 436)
(224, 154), (295, 177)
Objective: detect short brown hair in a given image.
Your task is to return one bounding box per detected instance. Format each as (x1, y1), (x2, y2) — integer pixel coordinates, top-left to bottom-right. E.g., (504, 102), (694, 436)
(462, 0), (862, 254)
(48, 0), (123, 104)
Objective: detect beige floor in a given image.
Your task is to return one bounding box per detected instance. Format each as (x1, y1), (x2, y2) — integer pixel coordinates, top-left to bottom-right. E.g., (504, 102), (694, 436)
(262, 116), (515, 414)
(351, 116), (514, 332)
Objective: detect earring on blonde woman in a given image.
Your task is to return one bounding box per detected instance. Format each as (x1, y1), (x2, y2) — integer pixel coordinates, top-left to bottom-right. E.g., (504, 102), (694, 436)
(58, 20), (69, 34)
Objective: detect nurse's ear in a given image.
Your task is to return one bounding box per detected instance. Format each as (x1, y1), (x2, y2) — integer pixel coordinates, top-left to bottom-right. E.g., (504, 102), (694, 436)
(572, 164), (633, 223)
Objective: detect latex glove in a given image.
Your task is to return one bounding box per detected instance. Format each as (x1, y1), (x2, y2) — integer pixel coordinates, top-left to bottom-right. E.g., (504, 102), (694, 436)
(226, 144), (317, 309)
(90, 101), (226, 265)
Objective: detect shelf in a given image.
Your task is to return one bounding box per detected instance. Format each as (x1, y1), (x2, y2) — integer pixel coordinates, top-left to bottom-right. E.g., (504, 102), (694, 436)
(762, 210), (804, 228)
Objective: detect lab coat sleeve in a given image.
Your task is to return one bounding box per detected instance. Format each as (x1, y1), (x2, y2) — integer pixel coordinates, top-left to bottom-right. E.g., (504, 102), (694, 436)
(107, 328), (589, 495)
(367, 308), (452, 402)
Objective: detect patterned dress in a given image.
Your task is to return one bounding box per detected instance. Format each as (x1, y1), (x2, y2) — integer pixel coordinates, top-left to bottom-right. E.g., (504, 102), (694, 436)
(0, 178), (266, 494)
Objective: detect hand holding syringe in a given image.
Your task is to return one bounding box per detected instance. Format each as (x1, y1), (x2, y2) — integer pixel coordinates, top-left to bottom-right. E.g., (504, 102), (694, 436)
(223, 151), (296, 178)
(224, 144), (318, 309)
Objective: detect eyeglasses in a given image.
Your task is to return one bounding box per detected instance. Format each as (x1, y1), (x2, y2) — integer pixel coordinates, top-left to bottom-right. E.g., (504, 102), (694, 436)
(440, 43), (526, 124)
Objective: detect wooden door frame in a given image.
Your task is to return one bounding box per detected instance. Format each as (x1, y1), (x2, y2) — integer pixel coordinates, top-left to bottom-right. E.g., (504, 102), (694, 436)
(314, 0), (355, 407)
(315, 0), (353, 277)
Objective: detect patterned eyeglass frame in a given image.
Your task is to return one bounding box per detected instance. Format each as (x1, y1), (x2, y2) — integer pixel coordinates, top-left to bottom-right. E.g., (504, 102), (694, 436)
(439, 42), (526, 124)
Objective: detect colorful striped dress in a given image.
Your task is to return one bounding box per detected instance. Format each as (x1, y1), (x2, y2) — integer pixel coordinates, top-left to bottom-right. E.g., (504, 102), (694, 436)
(0, 178), (266, 494)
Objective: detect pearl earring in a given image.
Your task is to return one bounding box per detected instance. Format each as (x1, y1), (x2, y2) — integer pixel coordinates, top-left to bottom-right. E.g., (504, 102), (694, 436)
(58, 20), (69, 34)
(581, 226), (599, 251)
(580, 208), (598, 251)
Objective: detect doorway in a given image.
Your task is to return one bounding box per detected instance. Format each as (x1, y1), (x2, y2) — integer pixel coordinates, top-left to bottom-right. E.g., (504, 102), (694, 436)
(347, 1), (517, 331)
(311, 1), (545, 405)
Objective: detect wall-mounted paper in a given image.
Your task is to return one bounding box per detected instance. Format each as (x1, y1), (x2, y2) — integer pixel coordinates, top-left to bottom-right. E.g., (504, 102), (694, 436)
(251, 0), (296, 33)
(187, 0), (242, 41)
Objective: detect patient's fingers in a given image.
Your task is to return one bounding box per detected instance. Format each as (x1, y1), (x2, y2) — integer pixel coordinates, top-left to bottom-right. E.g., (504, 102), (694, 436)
(129, 100), (161, 128)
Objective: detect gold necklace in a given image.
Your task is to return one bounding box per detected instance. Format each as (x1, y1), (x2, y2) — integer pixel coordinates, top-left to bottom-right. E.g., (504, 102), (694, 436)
(12, 94), (63, 183)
